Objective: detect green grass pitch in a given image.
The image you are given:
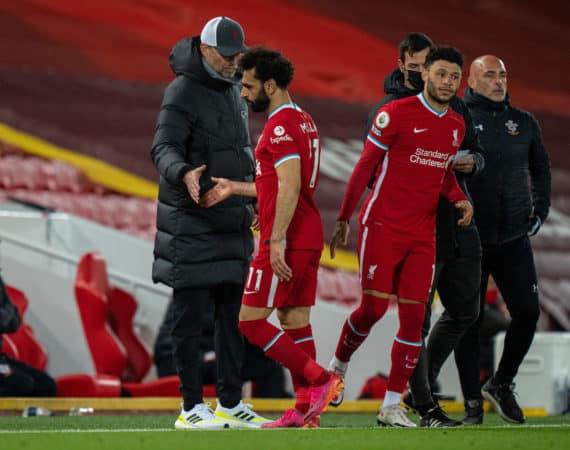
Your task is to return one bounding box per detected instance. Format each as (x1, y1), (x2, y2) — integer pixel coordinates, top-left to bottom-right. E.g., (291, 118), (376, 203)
(1, 413), (569, 450)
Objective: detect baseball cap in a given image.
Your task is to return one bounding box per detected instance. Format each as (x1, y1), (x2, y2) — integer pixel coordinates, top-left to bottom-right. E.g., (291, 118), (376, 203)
(200, 16), (247, 57)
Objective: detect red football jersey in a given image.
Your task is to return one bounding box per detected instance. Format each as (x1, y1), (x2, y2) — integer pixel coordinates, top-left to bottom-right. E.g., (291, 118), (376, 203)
(338, 93), (467, 241)
(255, 103), (323, 250)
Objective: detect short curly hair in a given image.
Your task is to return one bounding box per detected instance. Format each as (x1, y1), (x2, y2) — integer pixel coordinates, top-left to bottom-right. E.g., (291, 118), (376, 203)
(239, 47), (294, 89)
(424, 46), (464, 69)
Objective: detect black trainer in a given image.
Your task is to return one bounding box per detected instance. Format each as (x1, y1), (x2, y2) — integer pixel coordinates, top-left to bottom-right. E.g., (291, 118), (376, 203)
(420, 404), (463, 428)
(462, 399), (484, 425)
(481, 379), (525, 423)
(402, 390), (417, 413)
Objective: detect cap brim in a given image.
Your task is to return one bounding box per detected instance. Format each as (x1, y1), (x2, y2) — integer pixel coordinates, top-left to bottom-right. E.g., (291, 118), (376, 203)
(216, 43), (248, 57)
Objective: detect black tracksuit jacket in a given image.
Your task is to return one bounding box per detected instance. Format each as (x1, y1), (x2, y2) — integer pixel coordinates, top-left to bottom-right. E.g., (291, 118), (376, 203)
(464, 88), (551, 245)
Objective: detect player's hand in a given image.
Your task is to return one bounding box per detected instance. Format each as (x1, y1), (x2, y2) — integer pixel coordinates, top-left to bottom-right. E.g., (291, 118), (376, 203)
(270, 240), (292, 282)
(453, 155), (475, 174)
(455, 200), (473, 226)
(251, 214), (260, 231)
(183, 165), (207, 204)
(199, 176), (234, 208)
(330, 220), (349, 259)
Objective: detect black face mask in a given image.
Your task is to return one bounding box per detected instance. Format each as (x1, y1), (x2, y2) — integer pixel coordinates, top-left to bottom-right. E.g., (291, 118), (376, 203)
(407, 70), (424, 90)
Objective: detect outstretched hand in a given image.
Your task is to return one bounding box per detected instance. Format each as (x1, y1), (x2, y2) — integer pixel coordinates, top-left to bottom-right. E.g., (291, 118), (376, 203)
(200, 177), (234, 208)
(329, 220), (349, 259)
(251, 215), (260, 231)
(183, 165), (207, 204)
(455, 200), (473, 226)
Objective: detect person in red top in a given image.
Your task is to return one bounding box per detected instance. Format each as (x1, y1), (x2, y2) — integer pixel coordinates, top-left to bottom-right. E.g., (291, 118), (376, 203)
(200, 47), (342, 428)
(328, 47), (473, 427)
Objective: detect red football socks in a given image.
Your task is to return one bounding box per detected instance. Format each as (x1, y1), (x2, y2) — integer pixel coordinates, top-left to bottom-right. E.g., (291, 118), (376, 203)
(335, 294), (389, 362)
(386, 301), (425, 393)
(239, 319), (327, 385)
(286, 325), (316, 413)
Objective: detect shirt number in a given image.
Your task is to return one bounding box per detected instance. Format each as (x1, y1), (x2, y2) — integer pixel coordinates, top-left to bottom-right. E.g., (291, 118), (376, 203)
(309, 138), (320, 188)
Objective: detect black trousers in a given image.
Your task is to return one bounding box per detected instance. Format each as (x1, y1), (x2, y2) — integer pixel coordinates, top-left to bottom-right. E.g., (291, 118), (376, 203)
(154, 299), (287, 398)
(409, 251), (481, 407)
(0, 354), (57, 396)
(171, 284), (244, 410)
(455, 235), (540, 400)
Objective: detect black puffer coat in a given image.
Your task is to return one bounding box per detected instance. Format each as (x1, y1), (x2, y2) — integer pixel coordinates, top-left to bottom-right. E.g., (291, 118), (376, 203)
(151, 37), (255, 289)
(464, 88), (551, 245)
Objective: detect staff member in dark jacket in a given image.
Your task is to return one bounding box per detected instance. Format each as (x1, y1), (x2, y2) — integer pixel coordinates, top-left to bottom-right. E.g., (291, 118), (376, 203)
(457, 55), (551, 424)
(151, 16), (268, 429)
(357, 34), (484, 427)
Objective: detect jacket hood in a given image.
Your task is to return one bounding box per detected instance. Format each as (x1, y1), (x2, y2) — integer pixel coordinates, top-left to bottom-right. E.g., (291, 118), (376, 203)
(169, 36), (237, 88)
(383, 68), (421, 98)
(463, 87), (510, 111)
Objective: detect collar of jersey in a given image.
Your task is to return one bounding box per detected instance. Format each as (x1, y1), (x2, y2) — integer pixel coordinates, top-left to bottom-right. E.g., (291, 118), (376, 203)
(268, 103), (299, 119)
(417, 92), (448, 117)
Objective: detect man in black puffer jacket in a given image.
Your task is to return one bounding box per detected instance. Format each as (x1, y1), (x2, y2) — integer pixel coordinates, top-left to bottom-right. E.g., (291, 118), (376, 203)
(150, 16), (267, 429)
(356, 34), (484, 427)
(457, 55), (551, 425)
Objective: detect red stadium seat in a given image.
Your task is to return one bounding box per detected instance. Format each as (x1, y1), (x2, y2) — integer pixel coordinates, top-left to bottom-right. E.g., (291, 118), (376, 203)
(107, 286), (152, 382)
(56, 374), (121, 397)
(122, 375), (180, 397)
(4, 286), (48, 371)
(2, 335), (20, 360)
(75, 252), (188, 396)
(3, 283), (117, 397)
(5, 285), (29, 316)
(358, 372), (388, 399)
(75, 253), (127, 378)
(122, 377), (217, 398)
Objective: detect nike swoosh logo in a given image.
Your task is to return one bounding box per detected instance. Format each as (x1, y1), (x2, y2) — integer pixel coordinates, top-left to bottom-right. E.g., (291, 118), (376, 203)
(413, 128), (428, 133)
(243, 290), (258, 295)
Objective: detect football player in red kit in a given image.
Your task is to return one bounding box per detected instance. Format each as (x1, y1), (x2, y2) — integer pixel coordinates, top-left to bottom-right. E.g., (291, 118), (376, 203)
(200, 47), (342, 428)
(328, 47), (473, 427)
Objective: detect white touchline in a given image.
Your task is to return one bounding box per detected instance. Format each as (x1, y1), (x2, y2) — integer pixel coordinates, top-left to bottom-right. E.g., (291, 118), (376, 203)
(1, 424), (570, 434)
(0, 428), (175, 434)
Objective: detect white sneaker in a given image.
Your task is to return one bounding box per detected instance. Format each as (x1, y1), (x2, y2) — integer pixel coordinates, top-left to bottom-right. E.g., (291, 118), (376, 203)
(175, 403), (228, 430)
(328, 356), (348, 407)
(214, 400), (271, 428)
(377, 404), (417, 427)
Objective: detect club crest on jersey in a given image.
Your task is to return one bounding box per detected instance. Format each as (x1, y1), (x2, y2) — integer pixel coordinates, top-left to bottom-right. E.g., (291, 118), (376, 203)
(452, 129), (459, 147)
(375, 111), (390, 129)
(273, 125), (285, 136)
(505, 120), (520, 136)
(367, 264), (378, 280)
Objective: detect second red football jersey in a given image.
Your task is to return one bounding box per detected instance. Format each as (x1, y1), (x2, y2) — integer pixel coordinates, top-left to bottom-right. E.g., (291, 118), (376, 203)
(338, 93), (466, 241)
